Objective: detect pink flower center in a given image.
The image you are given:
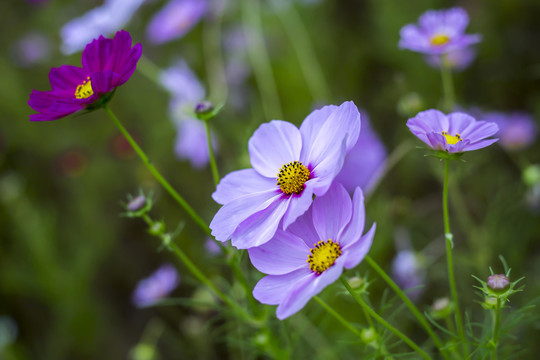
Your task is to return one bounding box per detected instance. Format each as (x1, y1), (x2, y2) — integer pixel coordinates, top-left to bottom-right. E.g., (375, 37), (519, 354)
(307, 239), (342, 274)
(75, 76), (93, 99)
(442, 131), (462, 145)
(277, 160), (310, 195)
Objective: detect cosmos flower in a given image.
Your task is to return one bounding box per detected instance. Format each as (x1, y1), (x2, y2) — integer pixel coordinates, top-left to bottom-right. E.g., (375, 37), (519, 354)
(132, 264), (180, 308)
(391, 250), (426, 301)
(483, 111), (538, 151)
(425, 46), (477, 71)
(28, 30), (141, 122)
(210, 101), (361, 249)
(160, 60), (218, 168)
(406, 109), (498, 153)
(399, 7), (481, 55)
(60, 0), (146, 55)
(146, 0), (208, 45)
(248, 183), (376, 319)
(335, 111), (387, 194)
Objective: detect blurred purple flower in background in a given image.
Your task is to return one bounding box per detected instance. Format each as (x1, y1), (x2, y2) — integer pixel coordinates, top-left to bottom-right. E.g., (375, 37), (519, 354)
(146, 0), (208, 45)
(391, 250), (426, 301)
(210, 102), (361, 249)
(399, 7), (481, 55)
(60, 0), (146, 55)
(249, 183), (375, 319)
(132, 264), (180, 308)
(335, 111), (387, 195)
(425, 46), (477, 71)
(12, 32), (52, 67)
(28, 30), (142, 121)
(407, 110), (498, 153)
(483, 112), (538, 151)
(160, 60), (218, 168)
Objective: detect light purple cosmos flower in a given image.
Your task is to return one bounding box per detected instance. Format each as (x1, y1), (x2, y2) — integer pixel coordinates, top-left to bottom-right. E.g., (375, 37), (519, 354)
(210, 101), (361, 249)
(174, 118), (217, 168)
(146, 0), (208, 45)
(399, 7), (481, 55)
(335, 111), (386, 194)
(248, 183), (376, 319)
(483, 112), (538, 151)
(28, 30), (142, 122)
(425, 46), (477, 71)
(406, 109), (498, 153)
(132, 264), (180, 308)
(60, 0), (146, 55)
(391, 250), (425, 301)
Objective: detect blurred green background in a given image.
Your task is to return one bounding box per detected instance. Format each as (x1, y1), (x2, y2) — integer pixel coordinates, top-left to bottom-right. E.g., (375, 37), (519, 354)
(1, 0), (539, 359)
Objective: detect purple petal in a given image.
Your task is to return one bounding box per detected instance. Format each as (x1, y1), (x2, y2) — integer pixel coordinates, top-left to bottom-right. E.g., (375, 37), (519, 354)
(343, 223), (375, 269)
(288, 206), (321, 248)
(212, 169), (276, 205)
(312, 183), (352, 242)
(49, 65), (87, 93)
(248, 120), (302, 178)
(91, 70), (115, 94)
(82, 35), (113, 73)
(276, 258), (345, 319)
(447, 112), (477, 135)
(339, 187), (365, 247)
(248, 230), (309, 275)
(462, 138), (499, 151)
(253, 268), (313, 306)
(112, 43), (142, 87)
(230, 196), (291, 249)
(281, 181), (315, 229)
(298, 104), (338, 156)
(210, 190), (280, 242)
(309, 138), (347, 196)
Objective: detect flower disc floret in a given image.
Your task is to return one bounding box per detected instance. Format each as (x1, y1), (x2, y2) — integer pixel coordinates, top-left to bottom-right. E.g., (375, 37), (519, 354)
(210, 101), (361, 249)
(248, 183), (376, 319)
(406, 109), (498, 153)
(28, 30), (142, 121)
(399, 7), (481, 55)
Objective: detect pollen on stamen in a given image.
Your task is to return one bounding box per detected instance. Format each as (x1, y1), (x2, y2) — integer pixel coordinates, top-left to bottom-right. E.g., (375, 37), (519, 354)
(75, 76), (93, 99)
(307, 239), (342, 274)
(441, 130), (463, 145)
(276, 160), (310, 195)
(430, 33), (450, 46)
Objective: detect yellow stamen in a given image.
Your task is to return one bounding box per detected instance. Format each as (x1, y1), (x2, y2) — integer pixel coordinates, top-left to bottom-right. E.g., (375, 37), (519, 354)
(307, 240), (342, 274)
(430, 34), (450, 46)
(442, 131), (462, 145)
(74, 76), (93, 99)
(276, 160), (310, 195)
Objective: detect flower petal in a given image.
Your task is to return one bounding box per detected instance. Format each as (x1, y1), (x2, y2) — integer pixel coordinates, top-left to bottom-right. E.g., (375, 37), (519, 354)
(91, 70), (115, 94)
(343, 223), (376, 269)
(288, 206), (321, 248)
(312, 183), (352, 242)
(212, 169), (276, 205)
(49, 65), (87, 93)
(248, 120), (302, 178)
(281, 181), (315, 229)
(253, 268), (313, 306)
(298, 104), (338, 156)
(82, 35), (113, 73)
(462, 138), (499, 151)
(339, 187), (365, 247)
(248, 230), (309, 275)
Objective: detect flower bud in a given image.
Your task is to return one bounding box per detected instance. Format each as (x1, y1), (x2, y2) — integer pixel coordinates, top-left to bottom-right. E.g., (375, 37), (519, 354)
(361, 327), (378, 345)
(128, 195), (147, 212)
(195, 101), (215, 120)
(429, 297), (454, 319)
(482, 296), (498, 310)
(523, 164), (540, 187)
(487, 274), (510, 293)
(347, 276), (364, 290)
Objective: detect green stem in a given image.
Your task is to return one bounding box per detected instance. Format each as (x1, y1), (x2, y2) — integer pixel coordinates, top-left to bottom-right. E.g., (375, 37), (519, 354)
(137, 55), (162, 85)
(241, 0), (283, 120)
(271, 0), (330, 101)
(313, 296), (364, 339)
(365, 256), (450, 360)
(440, 55), (455, 112)
(340, 277), (432, 360)
(491, 297), (502, 360)
(442, 159), (468, 357)
(204, 119), (220, 186)
(104, 105), (211, 235)
(203, 12), (228, 105)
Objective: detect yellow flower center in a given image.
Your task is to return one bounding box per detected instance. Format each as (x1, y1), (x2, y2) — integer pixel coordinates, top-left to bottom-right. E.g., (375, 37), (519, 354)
(442, 131), (462, 145)
(307, 239), (342, 274)
(74, 76), (93, 99)
(276, 160), (310, 195)
(430, 34), (450, 46)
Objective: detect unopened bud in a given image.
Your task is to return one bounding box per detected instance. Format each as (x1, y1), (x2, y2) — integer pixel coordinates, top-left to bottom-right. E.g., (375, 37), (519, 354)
(430, 297), (454, 319)
(195, 101), (214, 120)
(348, 276), (364, 289)
(361, 327), (378, 344)
(487, 274), (510, 292)
(523, 164), (540, 187)
(128, 195), (146, 211)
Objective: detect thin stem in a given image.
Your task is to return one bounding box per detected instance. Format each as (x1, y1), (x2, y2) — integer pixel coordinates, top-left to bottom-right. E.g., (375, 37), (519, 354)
(365, 256), (450, 360)
(104, 105), (211, 235)
(137, 55), (162, 85)
(442, 159), (468, 357)
(491, 297), (502, 360)
(241, 0), (283, 120)
(203, 11), (228, 105)
(340, 277), (432, 360)
(440, 55), (455, 112)
(204, 119), (220, 186)
(313, 296), (364, 339)
(271, 0), (330, 102)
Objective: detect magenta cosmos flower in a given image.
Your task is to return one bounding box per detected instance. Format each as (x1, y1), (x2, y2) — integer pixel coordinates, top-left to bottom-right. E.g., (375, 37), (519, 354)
(399, 7), (481, 55)
(248, 183), (376, 319)
(210, 101), (361, 249)
(407, 110), (498, 153)
(28, 30), (141, 121)
(132, 264), (180, 308)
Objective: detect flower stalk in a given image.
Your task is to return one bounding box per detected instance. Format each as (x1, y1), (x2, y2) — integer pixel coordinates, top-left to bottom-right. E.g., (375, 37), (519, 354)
(490, 297), (502, 360)
(440, 55), (455, 112)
